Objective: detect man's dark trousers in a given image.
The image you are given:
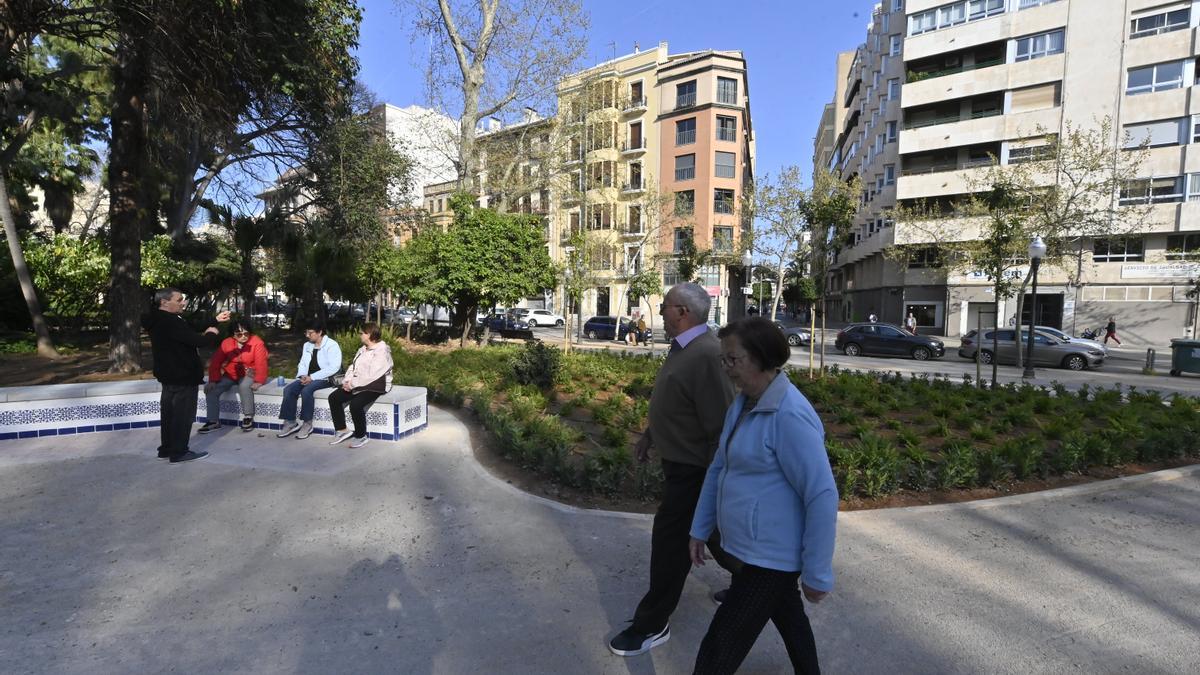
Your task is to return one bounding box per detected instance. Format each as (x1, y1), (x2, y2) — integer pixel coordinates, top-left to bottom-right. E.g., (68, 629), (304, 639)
(159, 384), (199, 456)
(631, 459), (738, 633)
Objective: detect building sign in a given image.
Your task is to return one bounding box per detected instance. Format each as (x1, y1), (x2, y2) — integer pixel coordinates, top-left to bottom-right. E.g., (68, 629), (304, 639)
(1121, 263), (1200, 279)
(957, 267), (1029, 282)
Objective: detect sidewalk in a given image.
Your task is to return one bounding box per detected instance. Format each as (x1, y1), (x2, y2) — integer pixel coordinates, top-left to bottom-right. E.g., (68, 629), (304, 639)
(1, 408), (1198, 673)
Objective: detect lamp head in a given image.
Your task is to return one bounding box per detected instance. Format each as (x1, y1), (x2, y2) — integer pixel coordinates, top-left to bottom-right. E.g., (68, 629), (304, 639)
(1028, 236), (1047, 261)
(741, 250), (753, 268)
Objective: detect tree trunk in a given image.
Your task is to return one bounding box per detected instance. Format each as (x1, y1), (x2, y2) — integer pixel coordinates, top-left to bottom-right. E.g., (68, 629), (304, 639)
(819, 297), (827, 376)
(0, 173), (59, 358)
(457, 72), (481, 188)
(166, 129), (202, 240)
(1011, 275), (1032, 370)
(106, 21), (151, 374)
(990, 296), (999, 388)
(241, 252), (256, 322)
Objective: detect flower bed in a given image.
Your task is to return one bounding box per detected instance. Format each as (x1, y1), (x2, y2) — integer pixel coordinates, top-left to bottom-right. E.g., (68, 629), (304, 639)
(377, 338), (1200, 504)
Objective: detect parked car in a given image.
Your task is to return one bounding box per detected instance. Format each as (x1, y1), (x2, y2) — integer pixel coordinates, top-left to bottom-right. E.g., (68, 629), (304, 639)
(522, 309), (565, 327)
(482, 313), (530, 332)
(775, 322), (812, 347)
(835, 322), (945, 360)
(583, 315), (650, 342)
(1029, 325), (1108, 355)
(958, 328), (1104, 370)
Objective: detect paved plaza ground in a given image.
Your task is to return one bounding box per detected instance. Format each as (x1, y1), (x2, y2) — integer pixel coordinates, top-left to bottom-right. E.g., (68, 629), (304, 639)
(1, 406), (1198, 674)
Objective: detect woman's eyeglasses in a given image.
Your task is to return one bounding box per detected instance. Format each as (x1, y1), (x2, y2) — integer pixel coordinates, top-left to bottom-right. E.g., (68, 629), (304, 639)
(233, 331), (249, 336)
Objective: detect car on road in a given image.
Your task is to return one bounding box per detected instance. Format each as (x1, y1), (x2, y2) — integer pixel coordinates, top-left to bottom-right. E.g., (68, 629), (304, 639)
(775, 322), (812, 347)
(958, 328), (1104, 370)
(835, 322), (945, 361)
(522, 309), (565, 327)
(481, 313), (531, 332)
(583, 315), (650, 342)
(1028, 325), (1108, 355)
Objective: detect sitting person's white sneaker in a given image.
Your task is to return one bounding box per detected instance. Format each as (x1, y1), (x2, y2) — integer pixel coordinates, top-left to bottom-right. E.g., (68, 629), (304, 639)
(329, 429), (354, 445)
(349, 436), (370, 449)
(295, 422), (314, 440)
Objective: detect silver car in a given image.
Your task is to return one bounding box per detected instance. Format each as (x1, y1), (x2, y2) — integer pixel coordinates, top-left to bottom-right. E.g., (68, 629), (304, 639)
(1031, 325), (1108, 356)
(959, 328), (1104, 370)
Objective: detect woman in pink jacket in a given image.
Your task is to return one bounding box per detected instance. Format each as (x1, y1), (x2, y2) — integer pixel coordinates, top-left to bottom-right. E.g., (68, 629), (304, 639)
(328, 323), (393, 448)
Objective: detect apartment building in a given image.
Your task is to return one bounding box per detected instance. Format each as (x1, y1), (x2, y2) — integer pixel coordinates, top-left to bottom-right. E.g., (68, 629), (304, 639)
(554, 42), (755, 322)
(820, 0), (1200, 344)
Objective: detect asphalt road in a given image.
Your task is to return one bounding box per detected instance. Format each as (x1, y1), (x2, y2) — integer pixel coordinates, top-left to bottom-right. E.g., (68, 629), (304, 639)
(523, 326), (1200, 397)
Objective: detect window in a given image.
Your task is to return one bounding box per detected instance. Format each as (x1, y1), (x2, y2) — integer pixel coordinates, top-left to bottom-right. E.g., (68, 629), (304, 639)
(1015, 29), (1064, 62)
(628, 81), (644, 107)
(1093, 237), (1144, 262)
(875, 133), (885, 155)
(1167, 233), (1200, 259)
(1123, 119), (1186, 148)
(968, 0), (1004, 20)
(714, 188), (735, 214)
(1010, 82), (1061, 112)
(717, 115), (738, 142)
(892, 0), (903, 10)
(939, 3), (967, 27)
(1190, 173), (1200, 201)
(587, 203), (613, 230)
(717, 77), (738, 105)
(888, 78), (900, 101)
(907, 246), (943, 268)
(884, 164), (896, 185)
(626, 162), (642, 190)
(873, 70), (880, 89)
(909, 9), (936, 34)
(675, 154), (696, 181)
(568, 211), (581, 234)
(886, 120), (898, 142)
(676, 80), (697, 108)
(1193, 115), (1200, 143)
(628, 121), (643, 150)
(875, 175), (884, 192)
(1126, 61), (1186, 95)
(1019, 0), (1061, 8)
(627, 204), (642, 233)
(908, 0), (1003, 36)
(1119, 176), (1185, 205)
(715, 151), (736, 178)
(673, 227), (692, 253)
(890, 35), (902, 56)
(1008, 144), (1051, 164)
(1131, 6), (1190, 39)
(713, 226), (734, 252)
(676, 118), (696, 145)
(675, 190), (695, 215)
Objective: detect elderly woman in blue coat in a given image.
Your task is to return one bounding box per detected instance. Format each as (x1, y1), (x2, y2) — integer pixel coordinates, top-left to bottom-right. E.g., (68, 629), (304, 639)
(688, 317), (838, 674)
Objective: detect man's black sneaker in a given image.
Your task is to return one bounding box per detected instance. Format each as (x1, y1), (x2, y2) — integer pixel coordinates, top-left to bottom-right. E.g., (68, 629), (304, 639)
(239, 417), (254, 432)
(157, 449), (171, 459)
(197, 421), (221, 434)
(169, 450), (209, 464)
(712, 589), (729, 605)
(608, 624), (669, 657)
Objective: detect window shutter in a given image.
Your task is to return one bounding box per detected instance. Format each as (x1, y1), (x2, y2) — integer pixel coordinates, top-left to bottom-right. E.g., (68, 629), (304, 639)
(1010, 82), (1060, 112)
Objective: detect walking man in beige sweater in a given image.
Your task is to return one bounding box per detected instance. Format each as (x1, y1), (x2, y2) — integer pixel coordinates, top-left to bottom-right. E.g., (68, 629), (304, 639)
(608, 282), (738, 657)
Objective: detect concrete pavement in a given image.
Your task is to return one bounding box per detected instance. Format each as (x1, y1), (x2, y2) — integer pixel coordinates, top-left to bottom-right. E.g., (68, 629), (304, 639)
(1, 407), (1198, 673)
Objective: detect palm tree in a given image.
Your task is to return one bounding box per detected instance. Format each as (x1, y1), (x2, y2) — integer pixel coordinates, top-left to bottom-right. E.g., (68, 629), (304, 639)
(204, 201), (281, 318)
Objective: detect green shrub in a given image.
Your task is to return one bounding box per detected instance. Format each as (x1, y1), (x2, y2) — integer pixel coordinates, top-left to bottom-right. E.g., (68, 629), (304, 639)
(975, 447), (1013, 485)
(584, 445), (632, 494)
(999, 436), (1043, 479)
(1051, 432), (1087, 473)
(509, 341), (562, 388)
(937, 441), (978, 489)
(851, 433), (905, 498)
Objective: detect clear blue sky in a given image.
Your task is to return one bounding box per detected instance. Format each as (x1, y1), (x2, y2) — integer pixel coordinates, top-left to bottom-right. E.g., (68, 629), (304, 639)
(354, 0), (879, 187)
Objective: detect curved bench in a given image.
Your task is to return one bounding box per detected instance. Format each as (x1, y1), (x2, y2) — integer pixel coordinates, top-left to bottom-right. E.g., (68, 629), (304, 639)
(0, 380), (427, 442)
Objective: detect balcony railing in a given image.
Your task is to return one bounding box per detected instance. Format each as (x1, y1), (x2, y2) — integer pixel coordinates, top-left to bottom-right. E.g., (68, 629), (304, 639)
(906, 56), (1005, 83)
(901, 158), (996, 176)
(905, 107), (1002, 130)
(623, 95), (647, 112)
(674, 167), (695, 181)
(676, 93), (696, 109)
(621, 138), (646, 152)
(676, 129), (696, 145)
(622, 181), (645, 193)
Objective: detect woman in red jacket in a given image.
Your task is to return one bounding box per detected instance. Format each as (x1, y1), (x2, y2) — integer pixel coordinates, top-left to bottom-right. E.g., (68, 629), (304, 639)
(199, 320), (269, 433)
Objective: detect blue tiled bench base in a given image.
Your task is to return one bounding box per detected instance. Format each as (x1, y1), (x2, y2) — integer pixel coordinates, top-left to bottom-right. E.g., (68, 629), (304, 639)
(0, 381), (428, 443)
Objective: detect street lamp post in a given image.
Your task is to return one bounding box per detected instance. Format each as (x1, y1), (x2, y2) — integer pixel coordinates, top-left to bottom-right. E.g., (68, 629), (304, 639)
(1023, 236), (1047, 379)
(741, 250), (753, 318)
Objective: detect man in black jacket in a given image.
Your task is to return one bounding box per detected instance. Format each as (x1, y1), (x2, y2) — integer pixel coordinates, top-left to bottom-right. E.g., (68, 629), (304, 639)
(141, 288), (230, 463)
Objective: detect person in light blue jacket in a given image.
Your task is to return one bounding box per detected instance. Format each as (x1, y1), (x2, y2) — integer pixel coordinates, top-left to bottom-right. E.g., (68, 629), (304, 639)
(689, 317), (838, 674)
(277, 322), (343, 439)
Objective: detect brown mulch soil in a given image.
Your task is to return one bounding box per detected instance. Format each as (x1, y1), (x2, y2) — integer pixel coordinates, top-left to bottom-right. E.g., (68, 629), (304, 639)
(3, 332), (1195, 513)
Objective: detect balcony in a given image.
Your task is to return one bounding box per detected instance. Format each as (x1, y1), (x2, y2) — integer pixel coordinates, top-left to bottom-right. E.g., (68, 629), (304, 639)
(623, 95), (647, 114)
(907, 56), (1004, 84)
(621, 138), (647, 154)
(622, 180), (645, 194)
(675, 93), (697, 110)
(905, 107), (1001, 130)
(619, 222), (644, 237)
(901, 156), (995, 177)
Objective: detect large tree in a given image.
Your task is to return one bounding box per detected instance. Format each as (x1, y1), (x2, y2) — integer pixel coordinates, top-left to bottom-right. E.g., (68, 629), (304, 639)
(404, 0), (588, 185)
(801, 168), (861, 373)
(743, 165), (811, 325)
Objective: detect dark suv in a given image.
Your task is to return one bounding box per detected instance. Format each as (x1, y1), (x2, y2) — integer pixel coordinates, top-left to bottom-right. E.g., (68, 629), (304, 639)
(835, 322), (945, 360)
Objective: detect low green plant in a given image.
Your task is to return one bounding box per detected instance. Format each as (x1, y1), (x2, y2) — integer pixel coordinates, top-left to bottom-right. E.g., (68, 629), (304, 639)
(937, 440), (978, 489)
(999, 435), (1043, 479)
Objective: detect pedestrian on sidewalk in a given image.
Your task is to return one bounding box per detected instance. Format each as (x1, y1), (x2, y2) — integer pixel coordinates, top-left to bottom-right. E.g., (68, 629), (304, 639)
(141, 288), (230, 463)
(1104, 315), (1121, 345)
(906, 312), (918, 335)
(199, 320), (269, 434)
(868, 310), (878, 323)
(690, 317), (838, 674)
(608, 282), (739, 658)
